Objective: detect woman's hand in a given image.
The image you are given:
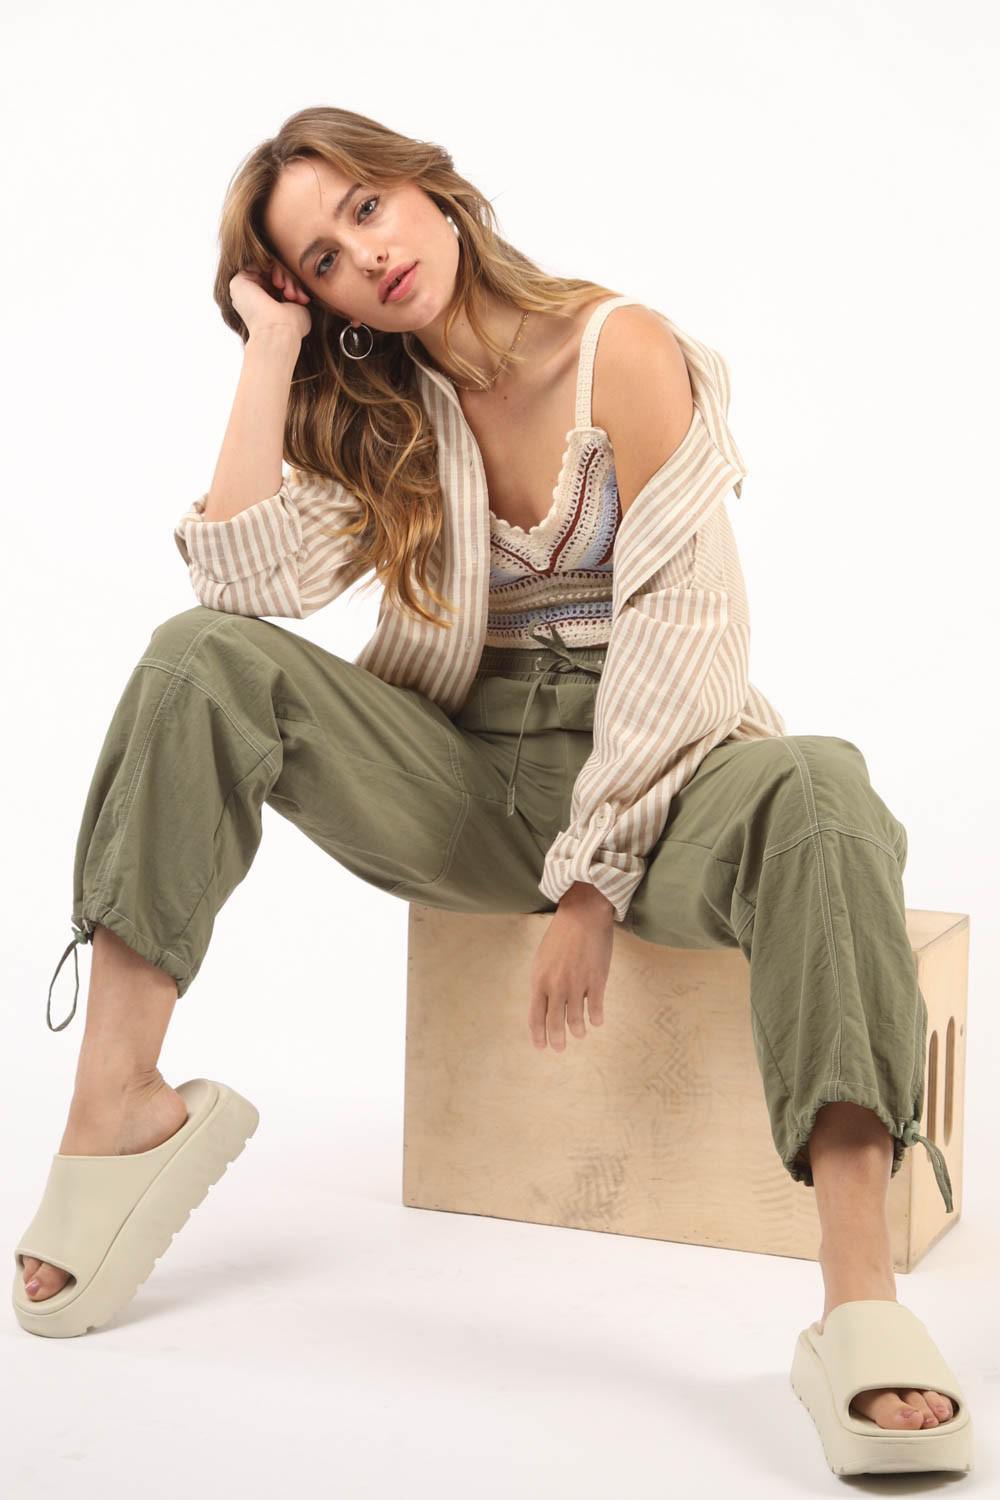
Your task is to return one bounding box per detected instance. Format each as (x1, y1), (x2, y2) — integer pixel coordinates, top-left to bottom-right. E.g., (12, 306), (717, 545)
(528, 885), (615, 1050)
(230, 262), (313, 342)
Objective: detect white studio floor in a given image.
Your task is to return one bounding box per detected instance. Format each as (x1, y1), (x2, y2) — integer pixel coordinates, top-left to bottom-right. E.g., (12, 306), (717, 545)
(5, 1086), (996, 1498)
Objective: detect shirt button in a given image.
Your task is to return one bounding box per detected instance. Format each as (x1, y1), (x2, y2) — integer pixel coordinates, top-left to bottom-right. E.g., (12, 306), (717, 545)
(533, 655), (545, 669)
(464, 636), (475, 651)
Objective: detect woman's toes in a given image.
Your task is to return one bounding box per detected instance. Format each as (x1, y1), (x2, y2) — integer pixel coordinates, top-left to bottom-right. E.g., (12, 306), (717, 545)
(901, 1388), (955, 1425)
(850, 1389), (934, 1428)
(922, 1390), (955, 1421)
(22, 1259), (71, 1299)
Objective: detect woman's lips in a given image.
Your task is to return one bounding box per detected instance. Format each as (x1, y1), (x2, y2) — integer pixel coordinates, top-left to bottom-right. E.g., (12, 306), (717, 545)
(383, 262), (417, 302)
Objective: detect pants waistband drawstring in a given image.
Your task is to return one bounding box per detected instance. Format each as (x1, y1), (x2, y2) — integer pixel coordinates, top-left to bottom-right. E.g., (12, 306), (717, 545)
(503, 623), (603, 818)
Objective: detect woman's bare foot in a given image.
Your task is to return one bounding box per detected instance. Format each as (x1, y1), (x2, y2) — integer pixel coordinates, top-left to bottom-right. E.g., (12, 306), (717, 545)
(817, 1263), (959, 1430)
(19, 1071), (189, 1301)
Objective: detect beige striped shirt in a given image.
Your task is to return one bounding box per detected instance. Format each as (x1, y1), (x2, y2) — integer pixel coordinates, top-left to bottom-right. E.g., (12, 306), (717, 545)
(174, 296), (786, 921)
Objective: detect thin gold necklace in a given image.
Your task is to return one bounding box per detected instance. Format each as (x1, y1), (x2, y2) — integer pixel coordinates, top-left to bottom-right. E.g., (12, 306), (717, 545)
(448, 311), (530, 393)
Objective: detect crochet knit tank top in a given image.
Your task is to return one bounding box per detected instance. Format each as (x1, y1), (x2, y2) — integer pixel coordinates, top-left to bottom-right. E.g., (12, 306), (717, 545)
(485, 295), (640, 649)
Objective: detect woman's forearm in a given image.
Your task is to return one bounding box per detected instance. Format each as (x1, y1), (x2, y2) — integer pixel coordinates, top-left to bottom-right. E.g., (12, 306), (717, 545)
(201, 326), (303, 523)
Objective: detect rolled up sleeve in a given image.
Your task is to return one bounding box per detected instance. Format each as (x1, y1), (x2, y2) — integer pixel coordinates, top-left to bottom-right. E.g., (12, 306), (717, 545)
(173, 468), (369, 619)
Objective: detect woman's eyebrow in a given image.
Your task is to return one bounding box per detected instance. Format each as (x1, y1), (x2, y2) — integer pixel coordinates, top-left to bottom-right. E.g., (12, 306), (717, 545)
(297, 181), (363, 271)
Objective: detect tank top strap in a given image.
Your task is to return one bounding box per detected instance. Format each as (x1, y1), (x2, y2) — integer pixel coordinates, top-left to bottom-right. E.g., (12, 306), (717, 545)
(574, 294), (643, 429)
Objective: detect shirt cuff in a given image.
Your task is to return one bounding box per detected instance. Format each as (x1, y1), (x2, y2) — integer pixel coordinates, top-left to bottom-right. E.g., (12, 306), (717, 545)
(538, 803), (646, 923)
(173, 480), (302, 584)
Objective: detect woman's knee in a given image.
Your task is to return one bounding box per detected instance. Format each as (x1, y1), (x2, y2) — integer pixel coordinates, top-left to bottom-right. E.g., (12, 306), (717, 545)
(784, 734), (904, 853)
(146, 605), (257, 661)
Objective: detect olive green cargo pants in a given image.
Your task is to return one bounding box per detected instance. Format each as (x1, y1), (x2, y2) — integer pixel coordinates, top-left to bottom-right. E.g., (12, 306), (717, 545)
(44, 605), (953, 1213)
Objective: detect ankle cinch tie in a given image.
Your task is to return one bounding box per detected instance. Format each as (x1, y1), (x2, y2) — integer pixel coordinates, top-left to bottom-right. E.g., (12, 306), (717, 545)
(901, 1118), (954, 1214)
(45, 919), (94, 1033)
(503, 623), (603, 818)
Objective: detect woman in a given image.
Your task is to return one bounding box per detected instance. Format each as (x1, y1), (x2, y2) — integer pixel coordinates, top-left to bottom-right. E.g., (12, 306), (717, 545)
(12, 106), (971, 1474)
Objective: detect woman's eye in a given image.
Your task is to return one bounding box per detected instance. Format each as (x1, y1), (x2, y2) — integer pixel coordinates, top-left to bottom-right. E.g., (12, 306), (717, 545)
(315, 195), (380, 278)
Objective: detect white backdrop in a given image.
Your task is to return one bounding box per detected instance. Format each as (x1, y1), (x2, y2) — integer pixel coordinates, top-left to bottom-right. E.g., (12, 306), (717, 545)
(3, 2), (997, 1494)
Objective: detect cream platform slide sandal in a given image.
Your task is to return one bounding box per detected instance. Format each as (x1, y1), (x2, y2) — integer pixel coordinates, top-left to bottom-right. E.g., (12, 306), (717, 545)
(790, 1298), (974, 1475)
(12, 1078), (259, 1339)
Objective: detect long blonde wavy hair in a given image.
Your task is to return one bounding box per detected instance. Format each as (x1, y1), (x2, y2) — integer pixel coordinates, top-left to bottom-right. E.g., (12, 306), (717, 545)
(213, 106), (619, 629)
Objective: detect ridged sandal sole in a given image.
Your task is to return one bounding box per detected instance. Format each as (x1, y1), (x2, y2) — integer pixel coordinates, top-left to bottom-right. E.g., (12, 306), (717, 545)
(790, 1298), (974, 1474)
(12, 1077), (259, 1338)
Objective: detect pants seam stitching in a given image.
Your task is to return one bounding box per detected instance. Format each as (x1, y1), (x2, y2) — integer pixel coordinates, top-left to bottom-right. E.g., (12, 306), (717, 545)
(762, 821), (900, 864)
(734, 903), (756, 941)
(776, 738), (844, 1080)
(170, 748), (281, 957)
(426, 791), (470, 890)
(80, 904), (189, 972)
(91, 614), (236, 913)
(388, 791), (471, 895)
(444, 726), (467, 794)
(135, 656), (280, 757)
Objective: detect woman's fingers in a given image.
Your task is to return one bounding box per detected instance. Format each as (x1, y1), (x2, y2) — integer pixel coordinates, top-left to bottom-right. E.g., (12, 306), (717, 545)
(530, 994), (602, 1049)
(270, 262), (309, 303)
(565, 993), (587, 1038)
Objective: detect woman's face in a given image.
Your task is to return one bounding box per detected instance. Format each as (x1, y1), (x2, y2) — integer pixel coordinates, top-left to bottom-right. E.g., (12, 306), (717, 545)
(263, 157), (458, 330)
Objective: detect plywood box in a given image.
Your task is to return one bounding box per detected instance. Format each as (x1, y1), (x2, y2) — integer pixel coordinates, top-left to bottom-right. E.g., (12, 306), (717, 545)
(402, 907), (967, 1273)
